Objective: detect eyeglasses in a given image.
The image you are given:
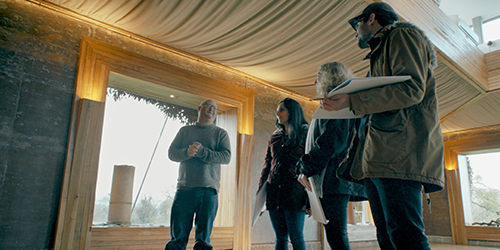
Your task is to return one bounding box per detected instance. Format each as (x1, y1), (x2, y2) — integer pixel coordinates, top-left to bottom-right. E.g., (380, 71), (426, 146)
(200, 103), (219, 110)
(348, 14), (369, 31)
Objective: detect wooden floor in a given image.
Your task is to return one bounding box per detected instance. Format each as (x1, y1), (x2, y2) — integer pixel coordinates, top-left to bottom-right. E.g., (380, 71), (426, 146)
(353, 243), (500, 249)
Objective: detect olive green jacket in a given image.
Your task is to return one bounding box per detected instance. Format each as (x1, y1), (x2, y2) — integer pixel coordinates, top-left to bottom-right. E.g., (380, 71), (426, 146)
(344, 22), (445, 193)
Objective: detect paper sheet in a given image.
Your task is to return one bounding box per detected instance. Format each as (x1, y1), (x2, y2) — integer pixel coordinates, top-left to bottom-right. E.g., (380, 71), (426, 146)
(326, 76), (412, 97)
(252, 182), (267, 227)
(306, 177), (328, 224)
(312, 107), (363, 119)
(312, 76), (411, 119)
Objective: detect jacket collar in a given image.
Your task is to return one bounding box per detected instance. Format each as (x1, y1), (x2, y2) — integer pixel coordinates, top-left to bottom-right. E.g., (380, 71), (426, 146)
(362, 21), (437, 70)
(363, 24), (393, 60)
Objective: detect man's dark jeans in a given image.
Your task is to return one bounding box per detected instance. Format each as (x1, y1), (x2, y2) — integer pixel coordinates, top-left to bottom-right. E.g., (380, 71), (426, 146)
(165, 188), (218, 250)
(365, 178), (431, 250)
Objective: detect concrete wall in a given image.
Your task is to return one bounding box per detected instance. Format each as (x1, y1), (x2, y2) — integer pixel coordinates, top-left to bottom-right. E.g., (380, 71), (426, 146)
(0, 0), (319, 249)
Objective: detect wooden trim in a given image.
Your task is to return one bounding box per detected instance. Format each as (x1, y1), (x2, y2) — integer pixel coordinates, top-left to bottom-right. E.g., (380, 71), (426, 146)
(77, 36), (255, 134)
(233, 134), (256, 250)
(443, 128), (500, 245)
(466, 226), (500, 242)
(445, 169), (468, 244)
(90, 226), (234, 249)
(55, 99), (106, 249)
(443, 124), (500, 142)
(54, 37), (256, 249)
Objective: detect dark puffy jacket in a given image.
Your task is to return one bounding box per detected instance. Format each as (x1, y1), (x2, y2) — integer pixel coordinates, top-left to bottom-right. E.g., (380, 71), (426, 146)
(298, 118), (366, 201)
(258, 127), (308, 211)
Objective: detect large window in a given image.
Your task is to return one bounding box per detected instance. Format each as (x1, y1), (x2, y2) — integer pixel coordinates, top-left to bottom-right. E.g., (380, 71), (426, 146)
(458, 152), (500, 227)
(93, 89), (192, 226)
(55, 37), (255, 249)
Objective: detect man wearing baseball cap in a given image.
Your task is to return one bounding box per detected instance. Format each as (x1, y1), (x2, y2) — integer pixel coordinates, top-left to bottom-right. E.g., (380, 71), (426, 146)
(322, 2), (445, 249)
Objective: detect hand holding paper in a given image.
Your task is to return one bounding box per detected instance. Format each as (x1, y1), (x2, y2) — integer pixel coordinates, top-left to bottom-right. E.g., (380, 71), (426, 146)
(321, 93), (350, 111)
(313, 76), (411, 119)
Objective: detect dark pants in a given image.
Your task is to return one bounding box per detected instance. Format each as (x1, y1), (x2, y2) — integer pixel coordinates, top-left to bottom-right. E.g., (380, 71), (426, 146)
(165, 188), (218, 250)
(364, 178), (431, 250)
(321, 194), (351, 250)
(268, 208), (307, 250)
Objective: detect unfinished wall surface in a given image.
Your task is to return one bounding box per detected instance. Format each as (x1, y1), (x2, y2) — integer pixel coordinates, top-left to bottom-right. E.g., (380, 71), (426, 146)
(0, 0), (318, 249)
(0, 1), (80, 249)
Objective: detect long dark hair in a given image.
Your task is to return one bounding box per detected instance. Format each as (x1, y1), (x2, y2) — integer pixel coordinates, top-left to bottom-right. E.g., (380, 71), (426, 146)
(276, 97), (308, 146)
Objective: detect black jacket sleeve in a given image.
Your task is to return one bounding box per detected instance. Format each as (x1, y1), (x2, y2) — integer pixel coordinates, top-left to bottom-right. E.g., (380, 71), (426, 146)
(298, 119), (351, 177)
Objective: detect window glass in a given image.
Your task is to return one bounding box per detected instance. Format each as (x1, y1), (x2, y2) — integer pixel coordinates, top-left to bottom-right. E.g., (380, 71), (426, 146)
(93, 88), (191, 226)
(458, 152), (500, 226)
(483, 18), (500, 42)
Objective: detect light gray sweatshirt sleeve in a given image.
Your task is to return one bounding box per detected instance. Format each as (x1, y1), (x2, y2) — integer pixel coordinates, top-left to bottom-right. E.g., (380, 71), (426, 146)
(168, 127), (191, 162)
(194, 129), (231, 164)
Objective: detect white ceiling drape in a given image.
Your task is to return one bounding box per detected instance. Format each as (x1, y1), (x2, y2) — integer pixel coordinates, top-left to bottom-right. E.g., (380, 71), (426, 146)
(46, 0), (500, 133)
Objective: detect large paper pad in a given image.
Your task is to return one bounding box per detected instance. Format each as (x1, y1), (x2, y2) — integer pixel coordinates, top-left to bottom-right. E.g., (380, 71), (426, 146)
(326, 76), (411, 97)
(252, 182), (267, 227)
(306, 177), (328, 224)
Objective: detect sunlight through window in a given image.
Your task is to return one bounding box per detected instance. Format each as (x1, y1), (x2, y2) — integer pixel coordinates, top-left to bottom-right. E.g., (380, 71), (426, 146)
(458, 152), (500, 226)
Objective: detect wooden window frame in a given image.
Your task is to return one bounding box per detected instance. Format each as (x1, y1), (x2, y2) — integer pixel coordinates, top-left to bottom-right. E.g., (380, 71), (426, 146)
(54, 37), (255, 249)
(444, 128), (500, 244)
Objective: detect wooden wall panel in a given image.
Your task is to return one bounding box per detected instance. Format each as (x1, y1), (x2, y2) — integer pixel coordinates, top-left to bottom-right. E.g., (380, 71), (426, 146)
(485, 50), (500, 91)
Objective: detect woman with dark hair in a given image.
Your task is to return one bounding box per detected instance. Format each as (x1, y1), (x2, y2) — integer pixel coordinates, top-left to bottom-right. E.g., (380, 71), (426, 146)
(297, 62), (367, 250)
(257, 97), (309, 250)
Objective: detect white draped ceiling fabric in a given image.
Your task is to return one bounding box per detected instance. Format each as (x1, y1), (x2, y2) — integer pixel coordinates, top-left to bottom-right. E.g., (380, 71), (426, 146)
(46, 0), (500, 133)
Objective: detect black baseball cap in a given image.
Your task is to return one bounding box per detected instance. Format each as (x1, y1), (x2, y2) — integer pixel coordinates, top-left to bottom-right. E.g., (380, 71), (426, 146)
(348, 2), (399, 30)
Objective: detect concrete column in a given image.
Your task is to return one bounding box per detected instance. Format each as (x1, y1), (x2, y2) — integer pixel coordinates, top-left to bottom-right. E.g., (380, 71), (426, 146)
(107, 165), (135, 225)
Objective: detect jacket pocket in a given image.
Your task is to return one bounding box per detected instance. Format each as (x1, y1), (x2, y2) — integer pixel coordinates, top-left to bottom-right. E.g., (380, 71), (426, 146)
(364, 110), (407, 164)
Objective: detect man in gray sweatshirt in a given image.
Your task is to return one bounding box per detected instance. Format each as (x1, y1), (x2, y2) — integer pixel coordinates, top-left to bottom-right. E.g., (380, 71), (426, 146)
(165, 99), (231, 250)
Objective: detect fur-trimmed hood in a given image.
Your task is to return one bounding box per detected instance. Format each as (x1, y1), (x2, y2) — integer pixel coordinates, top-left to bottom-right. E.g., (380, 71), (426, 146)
(387, 21), (437, 69)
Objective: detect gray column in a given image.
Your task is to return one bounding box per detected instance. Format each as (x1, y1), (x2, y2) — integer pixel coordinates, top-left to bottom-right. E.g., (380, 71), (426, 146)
(107, 165), (135, 225)
(472, 16), (484, 44)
